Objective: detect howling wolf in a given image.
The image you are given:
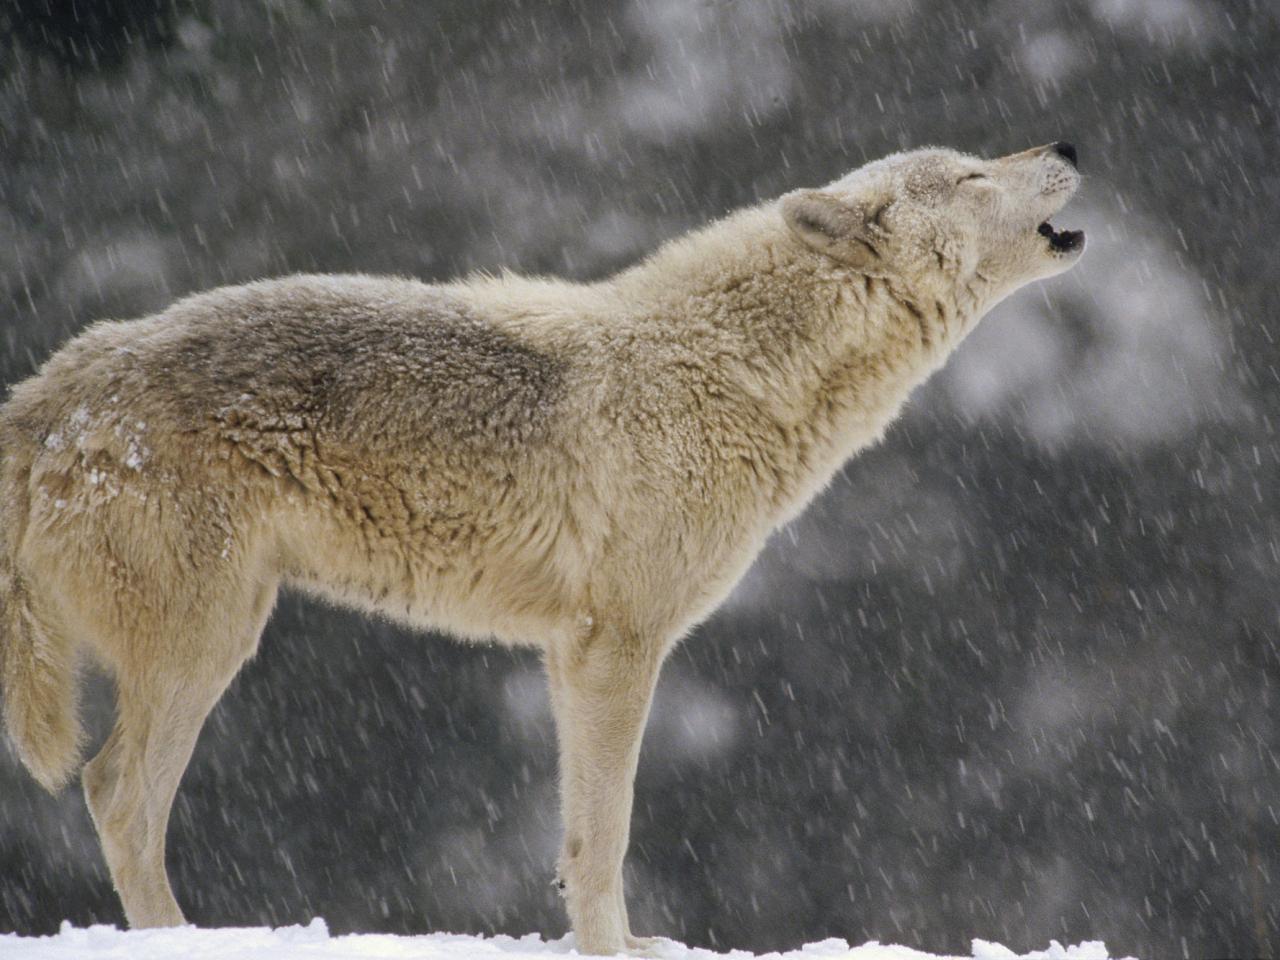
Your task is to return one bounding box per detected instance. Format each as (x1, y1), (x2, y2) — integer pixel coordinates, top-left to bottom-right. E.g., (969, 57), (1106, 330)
(1, 142), (1083, 955)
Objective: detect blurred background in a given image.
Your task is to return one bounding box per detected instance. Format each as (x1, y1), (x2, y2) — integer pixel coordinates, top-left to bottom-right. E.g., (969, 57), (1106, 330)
(1, 1), (1277, 957)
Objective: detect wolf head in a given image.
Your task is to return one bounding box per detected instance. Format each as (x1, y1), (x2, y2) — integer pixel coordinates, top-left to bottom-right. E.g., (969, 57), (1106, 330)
(782, 142), (1084, 313)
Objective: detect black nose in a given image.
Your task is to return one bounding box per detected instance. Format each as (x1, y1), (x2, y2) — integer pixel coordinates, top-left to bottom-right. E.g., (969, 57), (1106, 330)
(1052, 141), (1078, 168)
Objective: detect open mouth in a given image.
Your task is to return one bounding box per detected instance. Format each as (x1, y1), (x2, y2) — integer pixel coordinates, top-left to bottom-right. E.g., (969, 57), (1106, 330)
(1037, 220), (1084, 253)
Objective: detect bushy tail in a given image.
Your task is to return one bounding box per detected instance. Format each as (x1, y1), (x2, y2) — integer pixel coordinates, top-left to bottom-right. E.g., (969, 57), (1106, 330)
(1, 574), (83, 793)
(0, 455), (83, 792)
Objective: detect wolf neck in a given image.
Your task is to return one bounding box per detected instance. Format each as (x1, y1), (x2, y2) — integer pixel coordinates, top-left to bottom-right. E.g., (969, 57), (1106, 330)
(614, 205), (969, 520)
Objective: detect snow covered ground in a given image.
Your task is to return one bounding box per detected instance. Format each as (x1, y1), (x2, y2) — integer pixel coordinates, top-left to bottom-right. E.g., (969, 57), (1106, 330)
(0, 920), (1131, 960)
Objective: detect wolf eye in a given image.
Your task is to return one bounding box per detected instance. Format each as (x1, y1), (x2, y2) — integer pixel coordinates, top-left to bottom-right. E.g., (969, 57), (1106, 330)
(957, 172), (988, 184)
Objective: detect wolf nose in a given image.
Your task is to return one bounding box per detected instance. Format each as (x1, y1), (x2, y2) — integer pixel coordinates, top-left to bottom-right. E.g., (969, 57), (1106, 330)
(1051, 141), (1078, 168)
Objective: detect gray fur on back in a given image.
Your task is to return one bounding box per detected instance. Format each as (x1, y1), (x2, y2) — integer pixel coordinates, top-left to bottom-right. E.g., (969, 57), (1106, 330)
(151, 275), (567, 455)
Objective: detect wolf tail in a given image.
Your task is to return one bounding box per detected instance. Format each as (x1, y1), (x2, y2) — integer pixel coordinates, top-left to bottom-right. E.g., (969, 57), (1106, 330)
(0, 456), (82, 793)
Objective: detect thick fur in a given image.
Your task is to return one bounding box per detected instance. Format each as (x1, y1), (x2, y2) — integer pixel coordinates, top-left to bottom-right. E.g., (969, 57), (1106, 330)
(0, 144), (1082, 954)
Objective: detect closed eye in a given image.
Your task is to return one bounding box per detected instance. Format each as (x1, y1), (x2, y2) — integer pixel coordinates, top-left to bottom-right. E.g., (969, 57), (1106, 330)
(957, 172), (988, 184)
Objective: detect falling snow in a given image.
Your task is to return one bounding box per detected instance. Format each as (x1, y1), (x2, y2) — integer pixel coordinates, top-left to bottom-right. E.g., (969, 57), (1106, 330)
(1, 2), (1278, 959)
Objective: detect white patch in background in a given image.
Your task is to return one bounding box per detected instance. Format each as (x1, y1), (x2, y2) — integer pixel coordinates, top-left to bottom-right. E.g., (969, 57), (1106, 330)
(1087, 0), (1224, 48)
(646, 673), (741, 763)
(935, 198), (1241, 449)
(176, 16), (215, 55)
(581, 209), (662, 265)
(1017, 29), (1082, 84)
(615, 0), (793, 140)
(55, 233), (173, 316)
(501, 667), (554, 741)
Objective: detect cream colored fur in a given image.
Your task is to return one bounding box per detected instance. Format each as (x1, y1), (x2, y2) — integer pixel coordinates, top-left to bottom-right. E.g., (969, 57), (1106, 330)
(0, 144), (1083, 954)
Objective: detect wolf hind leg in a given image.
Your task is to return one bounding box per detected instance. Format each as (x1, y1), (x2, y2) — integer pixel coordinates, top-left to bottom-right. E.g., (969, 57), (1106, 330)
(82, 577), (278, 928)
(83, 674), (218, 927)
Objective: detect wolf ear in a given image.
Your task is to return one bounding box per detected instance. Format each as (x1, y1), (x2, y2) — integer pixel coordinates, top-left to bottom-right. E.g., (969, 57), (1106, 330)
(782, 189), (889, 273)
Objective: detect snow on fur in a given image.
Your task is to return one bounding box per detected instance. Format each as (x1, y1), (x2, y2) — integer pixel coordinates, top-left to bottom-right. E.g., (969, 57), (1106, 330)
(0, 919), (1130, 960)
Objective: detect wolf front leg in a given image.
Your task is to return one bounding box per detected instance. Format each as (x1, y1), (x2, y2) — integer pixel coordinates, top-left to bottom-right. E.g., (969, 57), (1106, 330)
(546, 621), (665, 956)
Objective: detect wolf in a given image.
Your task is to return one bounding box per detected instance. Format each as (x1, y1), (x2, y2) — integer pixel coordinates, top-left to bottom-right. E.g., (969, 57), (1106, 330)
(0, 142), (1084, 954)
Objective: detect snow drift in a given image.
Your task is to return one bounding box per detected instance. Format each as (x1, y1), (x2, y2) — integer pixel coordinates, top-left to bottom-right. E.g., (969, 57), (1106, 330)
(0, 919), (1132, 960)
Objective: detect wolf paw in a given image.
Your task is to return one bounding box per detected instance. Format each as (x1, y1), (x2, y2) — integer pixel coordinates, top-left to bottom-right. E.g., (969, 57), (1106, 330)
(624, 934), (669, 957)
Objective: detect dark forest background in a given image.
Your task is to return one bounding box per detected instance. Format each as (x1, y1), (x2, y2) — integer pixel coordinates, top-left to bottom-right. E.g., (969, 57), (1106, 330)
(1, 1), (1278, 957)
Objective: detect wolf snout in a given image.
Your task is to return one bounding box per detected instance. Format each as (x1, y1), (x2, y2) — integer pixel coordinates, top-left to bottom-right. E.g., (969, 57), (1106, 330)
(1050, 141), (1078, 169)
